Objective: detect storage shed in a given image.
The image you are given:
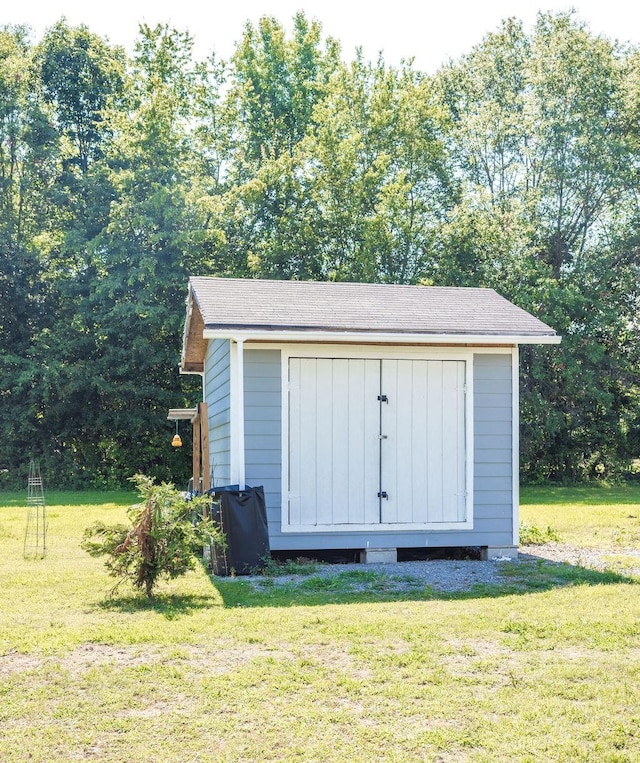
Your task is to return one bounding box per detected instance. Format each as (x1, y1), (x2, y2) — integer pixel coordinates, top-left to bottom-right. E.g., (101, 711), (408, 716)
(179, 277), (559, 561)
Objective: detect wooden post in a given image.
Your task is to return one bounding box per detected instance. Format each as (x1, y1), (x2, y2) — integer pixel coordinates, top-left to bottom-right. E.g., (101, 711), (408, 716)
(192, 412), (201, 493)
(200, 402), (210, 493)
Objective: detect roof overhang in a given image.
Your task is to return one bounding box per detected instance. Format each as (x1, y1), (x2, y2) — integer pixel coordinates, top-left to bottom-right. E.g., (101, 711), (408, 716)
(200, 328), (561, 346)
(179, 279), (561, 374)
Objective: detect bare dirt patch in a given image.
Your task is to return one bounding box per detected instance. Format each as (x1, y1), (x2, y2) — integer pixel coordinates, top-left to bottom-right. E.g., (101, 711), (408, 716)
(0, 641), (294, 679)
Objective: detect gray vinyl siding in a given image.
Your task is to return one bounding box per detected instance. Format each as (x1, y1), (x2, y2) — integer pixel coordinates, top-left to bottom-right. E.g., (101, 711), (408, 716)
(470, 353), (513, 546)
(243, 350), (282, 522)
(205, 339), (231, 487)
(237, 348), (514, 551)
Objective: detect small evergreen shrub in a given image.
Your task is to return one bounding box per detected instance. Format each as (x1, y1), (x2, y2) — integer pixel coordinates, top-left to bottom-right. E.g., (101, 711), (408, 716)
(82, 474), (224, 597)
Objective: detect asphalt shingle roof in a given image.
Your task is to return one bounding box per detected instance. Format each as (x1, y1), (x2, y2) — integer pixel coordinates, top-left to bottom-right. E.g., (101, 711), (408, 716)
(189, 277), (557, 338)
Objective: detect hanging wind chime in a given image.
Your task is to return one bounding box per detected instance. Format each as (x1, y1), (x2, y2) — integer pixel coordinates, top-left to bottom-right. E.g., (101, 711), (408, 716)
(171, 420), (183, 448)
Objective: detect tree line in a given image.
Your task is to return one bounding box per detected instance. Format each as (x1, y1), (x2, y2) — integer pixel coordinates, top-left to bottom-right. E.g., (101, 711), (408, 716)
(1, 11), (638, 488)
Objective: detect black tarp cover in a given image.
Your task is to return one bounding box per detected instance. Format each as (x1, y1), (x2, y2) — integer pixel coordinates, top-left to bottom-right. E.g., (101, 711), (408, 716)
(208, 485), (269, 576)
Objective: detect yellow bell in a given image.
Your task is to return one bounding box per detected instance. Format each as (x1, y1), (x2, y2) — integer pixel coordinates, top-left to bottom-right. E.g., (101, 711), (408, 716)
(171, 433), (183, 448)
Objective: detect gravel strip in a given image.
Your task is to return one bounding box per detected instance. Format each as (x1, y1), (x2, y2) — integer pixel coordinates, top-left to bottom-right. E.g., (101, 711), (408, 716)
(305, 558), (511, 593)
(234, 544), (640, 594)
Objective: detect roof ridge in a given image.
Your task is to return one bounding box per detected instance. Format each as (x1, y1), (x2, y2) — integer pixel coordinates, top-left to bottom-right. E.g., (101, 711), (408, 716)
(190, 275), (495, 293)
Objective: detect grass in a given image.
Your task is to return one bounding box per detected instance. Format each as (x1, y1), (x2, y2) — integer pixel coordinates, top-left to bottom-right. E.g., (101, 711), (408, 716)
(1, 487), (639, 762)
(521, 483), (640, 548)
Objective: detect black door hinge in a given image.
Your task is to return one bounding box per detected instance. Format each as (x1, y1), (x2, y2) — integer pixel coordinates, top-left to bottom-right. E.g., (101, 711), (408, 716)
(378, 491), (388, 499)
(377, 394), (388, 403)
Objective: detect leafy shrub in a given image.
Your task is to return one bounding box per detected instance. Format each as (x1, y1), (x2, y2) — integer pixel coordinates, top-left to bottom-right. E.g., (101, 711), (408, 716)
(519, 522), (560, 546)
(258, 555), (319, 577)
(82, 474), (224, 597)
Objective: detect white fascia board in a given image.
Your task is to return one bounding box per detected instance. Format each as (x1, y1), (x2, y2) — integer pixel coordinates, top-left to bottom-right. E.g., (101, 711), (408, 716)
(202, 328), (561, 346)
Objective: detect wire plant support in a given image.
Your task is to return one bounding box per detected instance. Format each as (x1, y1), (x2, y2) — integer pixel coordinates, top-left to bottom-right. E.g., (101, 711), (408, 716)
(24, 460), (47, 559)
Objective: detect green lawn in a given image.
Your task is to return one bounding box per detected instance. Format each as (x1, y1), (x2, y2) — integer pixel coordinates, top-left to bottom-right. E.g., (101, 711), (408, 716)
(521, 483), (640, 548)
(1, 488), (639, 762)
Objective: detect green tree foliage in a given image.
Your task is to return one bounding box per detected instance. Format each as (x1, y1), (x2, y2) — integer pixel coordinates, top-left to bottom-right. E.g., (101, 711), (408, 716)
(436, 12), (640, 480)
(200, 19), (454, 283)
(49, 24), (201, 487)
(0, 11), (638, 487)
(0, 26), (60, 483)
(16, 22), (129, 486)
(194, 14), (341, 279)
(36, 20), (125, 174)
(82, 474), (224, 597)
(298, 57), (454, 283)
(230, 13), (338, 165)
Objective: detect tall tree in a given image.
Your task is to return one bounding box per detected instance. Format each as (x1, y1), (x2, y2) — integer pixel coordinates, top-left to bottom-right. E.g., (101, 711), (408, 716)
(196, 16), (455, 283)
(26, 23), (200, 486)
(36, 20), (125, 175)
(196, 13), (341, 279)
(229, 13), (339, 167)
(436, 12), (640, 480)
(0, 26), (60, 481)
(70, 24), (200, 485)
(298, 56), (454, 283)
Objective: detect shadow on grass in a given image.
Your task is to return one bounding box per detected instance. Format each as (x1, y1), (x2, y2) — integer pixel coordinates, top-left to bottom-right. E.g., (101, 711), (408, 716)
(0, 489), (136, 508)
(520, 483), (640, 505)
(95, 592), (221, 619)
(206, 557), (639, 609)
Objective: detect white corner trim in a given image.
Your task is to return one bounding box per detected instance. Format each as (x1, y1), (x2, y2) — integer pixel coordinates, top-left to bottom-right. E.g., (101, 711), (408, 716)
(230, 338), (246, 490)
(512, 347), (520, 546)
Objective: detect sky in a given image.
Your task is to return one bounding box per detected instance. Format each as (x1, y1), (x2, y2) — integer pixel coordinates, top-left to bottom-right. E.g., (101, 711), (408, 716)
(3, 0), (640, 71)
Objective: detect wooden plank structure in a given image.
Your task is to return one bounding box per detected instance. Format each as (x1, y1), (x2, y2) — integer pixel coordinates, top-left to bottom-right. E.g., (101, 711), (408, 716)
(167, 404), (210, 494)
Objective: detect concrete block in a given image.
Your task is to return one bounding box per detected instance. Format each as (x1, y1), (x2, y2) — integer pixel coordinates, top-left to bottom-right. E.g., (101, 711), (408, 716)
(359, 548), (398, 564)
(481, 545), (518, 561)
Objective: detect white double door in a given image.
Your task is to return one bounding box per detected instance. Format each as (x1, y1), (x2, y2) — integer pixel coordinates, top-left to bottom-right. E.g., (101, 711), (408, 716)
(287, 356), (468, 529)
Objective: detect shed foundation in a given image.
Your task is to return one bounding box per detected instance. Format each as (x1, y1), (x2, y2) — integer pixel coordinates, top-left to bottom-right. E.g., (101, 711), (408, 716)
(481, 545), (518, 561)
(359, 548), (398, 564)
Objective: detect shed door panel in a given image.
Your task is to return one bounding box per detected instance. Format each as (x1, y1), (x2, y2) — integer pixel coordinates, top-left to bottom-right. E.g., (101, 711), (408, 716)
(288, 358), (379, 526)
(380, 360), (466, 523)
(288, 356), (467, 528)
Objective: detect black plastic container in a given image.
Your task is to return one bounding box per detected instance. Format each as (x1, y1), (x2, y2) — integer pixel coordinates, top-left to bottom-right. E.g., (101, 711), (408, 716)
(207, 485), (269, 576)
